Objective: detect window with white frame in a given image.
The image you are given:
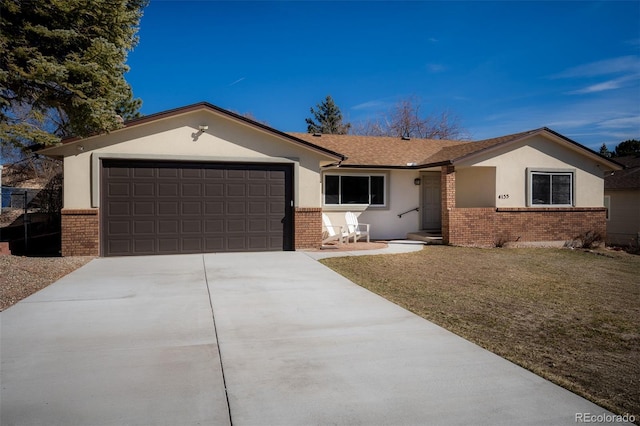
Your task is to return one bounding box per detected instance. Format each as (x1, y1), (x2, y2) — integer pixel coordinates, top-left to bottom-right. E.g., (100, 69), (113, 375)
(324, 174), (386, 206)
(528, 170), (574, 206)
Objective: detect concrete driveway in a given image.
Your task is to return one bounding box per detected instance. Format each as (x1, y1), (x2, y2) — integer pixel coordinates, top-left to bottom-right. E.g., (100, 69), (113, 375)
(1, 252), (626, 425)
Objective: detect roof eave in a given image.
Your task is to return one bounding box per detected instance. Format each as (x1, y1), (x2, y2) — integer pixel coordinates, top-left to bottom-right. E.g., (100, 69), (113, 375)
(39, 102), (346, 161)
(326, 161), (452, 170)
(450, 127), (625, 170)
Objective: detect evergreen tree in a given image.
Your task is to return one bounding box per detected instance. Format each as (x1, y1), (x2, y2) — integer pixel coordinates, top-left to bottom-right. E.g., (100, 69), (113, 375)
(0, 0), (148, 151)
(613, 139), (640, 157)
(305, 95), (351, 134)
(599, 143), (611, 157)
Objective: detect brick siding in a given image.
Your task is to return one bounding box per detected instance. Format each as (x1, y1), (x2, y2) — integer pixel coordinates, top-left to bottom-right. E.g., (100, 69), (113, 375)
(60, 207), (322, 256)
(447, 207), (607, 247)
(295, 207), (322, 249)
(61, 209), (99, 256)
(440, 165), (606, 247)
(0, 242), (11, 256)
(441, 165), (456, 244)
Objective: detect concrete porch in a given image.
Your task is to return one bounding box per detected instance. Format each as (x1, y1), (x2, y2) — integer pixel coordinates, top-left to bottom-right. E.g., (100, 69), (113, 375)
(406, 230), (443, 244)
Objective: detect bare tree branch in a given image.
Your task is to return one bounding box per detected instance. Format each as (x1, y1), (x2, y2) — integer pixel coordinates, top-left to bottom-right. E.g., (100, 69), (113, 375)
(352, 96), (469, 140)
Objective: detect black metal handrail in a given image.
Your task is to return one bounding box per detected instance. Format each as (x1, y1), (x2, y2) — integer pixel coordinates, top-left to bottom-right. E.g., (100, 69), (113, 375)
(397, 207), (419, 218)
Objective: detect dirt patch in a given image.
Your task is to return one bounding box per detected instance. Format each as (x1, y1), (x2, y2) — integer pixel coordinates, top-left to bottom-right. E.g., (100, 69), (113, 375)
(0, 255), (94, 311)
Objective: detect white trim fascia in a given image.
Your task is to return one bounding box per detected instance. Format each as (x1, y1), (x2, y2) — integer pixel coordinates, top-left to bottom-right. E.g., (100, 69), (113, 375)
(454, 129), (623, 170)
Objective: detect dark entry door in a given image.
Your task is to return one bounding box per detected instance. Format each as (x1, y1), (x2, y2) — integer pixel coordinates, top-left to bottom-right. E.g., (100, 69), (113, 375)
(421, 172), (442, 230)
(101, 160), (293, 256)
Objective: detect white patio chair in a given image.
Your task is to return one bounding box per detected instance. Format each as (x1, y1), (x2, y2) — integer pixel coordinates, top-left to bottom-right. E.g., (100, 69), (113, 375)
(322, 213), (348, 245)
(345, 211), (370, 243)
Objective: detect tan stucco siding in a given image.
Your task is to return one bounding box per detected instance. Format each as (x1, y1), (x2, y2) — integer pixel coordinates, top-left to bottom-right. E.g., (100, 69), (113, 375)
(322, 169), (421, 240)
(606, 189), (640, 245)
(455, 167), (496, 208)
(459, 135), (605, 207)
(62, 111), (329, 209)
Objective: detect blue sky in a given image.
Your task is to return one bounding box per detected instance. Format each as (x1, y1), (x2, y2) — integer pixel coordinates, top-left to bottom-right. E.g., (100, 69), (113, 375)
(126, 1), (640, 150)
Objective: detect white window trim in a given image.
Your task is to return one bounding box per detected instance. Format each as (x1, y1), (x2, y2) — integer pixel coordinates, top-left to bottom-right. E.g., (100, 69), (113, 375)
(526, 168), (575, 207)
(323, 172), (388, 208)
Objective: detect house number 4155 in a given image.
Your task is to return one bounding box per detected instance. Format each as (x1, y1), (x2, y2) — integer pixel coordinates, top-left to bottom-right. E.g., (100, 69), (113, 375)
(498, 194), (510, 199)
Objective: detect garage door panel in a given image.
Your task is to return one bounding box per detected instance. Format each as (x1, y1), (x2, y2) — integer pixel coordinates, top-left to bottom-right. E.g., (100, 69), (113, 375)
(248, 202), (267, 215)
(204, 238), (224, 251)
(270, 202), (285, 214)
(181, 238), (202, 252)
(205, 201), (223, 215)
(269, 218), (283, 232)
(109, 221), (130, 235)
(248, 218), (267, 232)
(108, 183), (130, 196)
(205, 169), (224, 179)
(181, 202), (202, 215)
(102, 161), (292, 256)
(181, 183), (202, 197)
(134, 239), (155, 254)
(133, 168), (154, 178)
(158, 220), (178, 234)
(133, 201), (154, 215)
(133, 220), (154, 234)
(248, 236), (267, 249)
(227, 202), (245, 215)
(205, 184), (223, 197)
(158, 202), (179, 215)
(227, 183), (245, 197)
(269, 235), (281, 247)
(159, 183), (179, 196)
(158, 239), (178, 253)
(182, 220), (202, 233)
(108, 240), (131, 254)
(108, 201), (130, 216)
(181, 168), (203, 179)
(158, 168), (178, 178)
(248, 183), (267, 196)
(227, 237), (247, 251)
(227, 219), (246, 232)
(270, 184), (285, 197)
(107, 167), (130, 178)
(248, 170), (266, 179)
(205, 220), (223, 233)
(133, 182), (155, 197)
(227, 170), (246, 179)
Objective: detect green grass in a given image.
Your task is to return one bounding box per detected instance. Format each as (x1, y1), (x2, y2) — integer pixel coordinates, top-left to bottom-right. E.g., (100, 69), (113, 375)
(321, 247), (640, 420)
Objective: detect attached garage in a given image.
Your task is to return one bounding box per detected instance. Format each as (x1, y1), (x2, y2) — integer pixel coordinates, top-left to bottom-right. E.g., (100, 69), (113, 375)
(38, 102), (345, 257)
(101, 160), (293, 256)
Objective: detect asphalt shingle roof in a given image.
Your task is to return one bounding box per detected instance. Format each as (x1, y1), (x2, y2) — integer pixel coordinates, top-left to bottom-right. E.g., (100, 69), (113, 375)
(605, 156), (640, 190)
(289, 129), (542, 168)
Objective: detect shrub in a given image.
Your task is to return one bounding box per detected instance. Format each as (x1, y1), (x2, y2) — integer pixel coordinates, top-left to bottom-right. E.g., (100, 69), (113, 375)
(575, 230), (603, 249)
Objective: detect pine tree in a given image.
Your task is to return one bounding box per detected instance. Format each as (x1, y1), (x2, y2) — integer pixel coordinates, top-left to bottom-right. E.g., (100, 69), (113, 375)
(613, 139), (640, 157)
(0, 0), (148, 150)
(305, 95), (351, 134)
(599, 143), (611, 158)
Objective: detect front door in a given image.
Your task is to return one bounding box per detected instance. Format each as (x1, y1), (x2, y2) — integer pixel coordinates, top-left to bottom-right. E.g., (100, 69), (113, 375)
(421, 172), (441, 230)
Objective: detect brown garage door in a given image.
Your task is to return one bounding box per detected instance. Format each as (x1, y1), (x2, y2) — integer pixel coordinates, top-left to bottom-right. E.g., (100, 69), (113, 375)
(101, 160), (293, 256)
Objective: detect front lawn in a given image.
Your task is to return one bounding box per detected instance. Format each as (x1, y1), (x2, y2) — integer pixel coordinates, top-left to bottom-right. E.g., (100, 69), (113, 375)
(321, 247), (639, 421)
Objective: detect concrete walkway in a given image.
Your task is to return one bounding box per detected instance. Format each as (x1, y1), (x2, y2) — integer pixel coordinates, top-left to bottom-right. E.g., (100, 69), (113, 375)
(303, 239), (425, 260)
(1, 252), (627, 425)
